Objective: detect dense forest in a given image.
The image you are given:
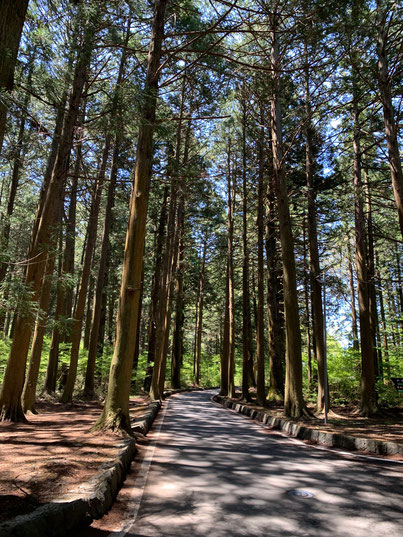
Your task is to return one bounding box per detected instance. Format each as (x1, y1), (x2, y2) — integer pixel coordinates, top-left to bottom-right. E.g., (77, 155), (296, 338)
(0, 0), (401, 434)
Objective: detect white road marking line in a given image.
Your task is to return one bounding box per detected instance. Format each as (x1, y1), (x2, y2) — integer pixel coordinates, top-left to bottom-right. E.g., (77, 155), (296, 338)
(109, 399), (170, 537)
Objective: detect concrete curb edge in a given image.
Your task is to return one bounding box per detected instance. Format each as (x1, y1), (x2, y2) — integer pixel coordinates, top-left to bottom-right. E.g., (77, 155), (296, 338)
(0, 398), (166, 537)
(213, 395), (403, 456)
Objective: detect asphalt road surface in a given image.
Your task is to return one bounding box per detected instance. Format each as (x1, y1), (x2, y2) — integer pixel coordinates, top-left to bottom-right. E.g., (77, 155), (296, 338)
(83, 390), (403, 537)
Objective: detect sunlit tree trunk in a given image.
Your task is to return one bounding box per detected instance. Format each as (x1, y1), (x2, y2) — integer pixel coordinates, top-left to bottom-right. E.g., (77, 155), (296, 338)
(93, 0), (167, 434)
(84, 22), (130, 396)
(0, 11), (94, 420)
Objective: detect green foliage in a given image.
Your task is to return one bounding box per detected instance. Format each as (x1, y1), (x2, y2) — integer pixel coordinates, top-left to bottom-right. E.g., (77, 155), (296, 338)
(376, 380), (402, 409)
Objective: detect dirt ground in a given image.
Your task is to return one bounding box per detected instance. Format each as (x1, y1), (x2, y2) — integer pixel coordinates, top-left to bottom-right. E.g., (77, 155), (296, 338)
(0, 395), (150, 524)
(0, 392), (401, 525)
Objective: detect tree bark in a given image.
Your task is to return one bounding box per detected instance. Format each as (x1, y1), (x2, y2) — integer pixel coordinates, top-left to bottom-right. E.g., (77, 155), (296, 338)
(347, 240), (359, 351)
(365, 173), (381, 379)
(83, 141), (118, 396)
(93, 0), (167, 434)
(144, 186), (168, 392)
(304, 67), (326, 412)
(352, 87), (377, 415)
(256, 111), (265, 405)
(241, 98), (253, 402)
(0, 9), (96, 421)
(21, 253), (56, 413)
(150, 172), (178, 399)
(195, 240), (207, 386)
(265, 173), (284, 401)
(227, 140), (236, 398)
(220, 261), (230, 396)
(0, 0), (29, 152)
(61, 136), (110, 403)
(376, 4), (403, 238)
(376, 255), (390, 378)
(270, 20), (306, 417)
(171, 189), (185, 390)
(83, 25), (130, 397)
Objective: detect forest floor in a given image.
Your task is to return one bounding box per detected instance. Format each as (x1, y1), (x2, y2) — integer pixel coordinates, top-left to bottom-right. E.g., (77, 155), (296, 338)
(0, 392), (402, 525)
(0, 395), (150, 524)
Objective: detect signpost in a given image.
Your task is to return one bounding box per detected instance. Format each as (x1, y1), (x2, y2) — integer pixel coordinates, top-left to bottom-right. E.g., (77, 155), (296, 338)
(391, 378), (403, 393)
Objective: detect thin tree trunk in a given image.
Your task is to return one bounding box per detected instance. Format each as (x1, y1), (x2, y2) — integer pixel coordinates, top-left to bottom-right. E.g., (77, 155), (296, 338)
(195, 240), (207, 386)
(256, 111), (265, 405)
(21, 253), (56, 413)
(84, 20), (130, 396)
(365, 173), (381, 379)
(150, 174), (178, 399)
(220, 262), (230, 396)
(0, 78), (31, 283)
(84, 139), (120, 396)
(347, 240), (359, 351)
(303, 219), (313, 389)
(265, 174), (284, 401)
(83, 274), (94, 350)
(376, 256), (390, 378)
(151, 76), (186, 399)
(171, 179), (186, 390)
(270, 20), (306, 417)
(43, 227), (64, 393)
(144, 186), (168, 392)
(61, 136), (110, 403)
(93, 0), (167, 434)
(352, 86), (377, 415)
(227, 140), (236, 398)
(304, 66), (326, 412)
(241, 98), (253, 402)
(63, 150), (80, 330)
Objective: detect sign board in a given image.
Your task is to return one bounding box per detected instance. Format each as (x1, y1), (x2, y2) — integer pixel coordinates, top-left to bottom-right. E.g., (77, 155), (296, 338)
(391, 378), (403, 393)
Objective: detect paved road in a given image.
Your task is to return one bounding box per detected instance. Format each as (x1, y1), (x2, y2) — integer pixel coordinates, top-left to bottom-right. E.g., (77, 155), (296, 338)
(86, 390), (403, 537)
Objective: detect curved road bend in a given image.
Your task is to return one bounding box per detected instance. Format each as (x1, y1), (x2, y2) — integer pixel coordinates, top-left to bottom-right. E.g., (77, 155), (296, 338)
(81, 389), (402, 537)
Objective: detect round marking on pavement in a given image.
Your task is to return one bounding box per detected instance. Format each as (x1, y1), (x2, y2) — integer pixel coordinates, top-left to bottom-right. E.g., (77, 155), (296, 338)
(287, 490), (313, 498)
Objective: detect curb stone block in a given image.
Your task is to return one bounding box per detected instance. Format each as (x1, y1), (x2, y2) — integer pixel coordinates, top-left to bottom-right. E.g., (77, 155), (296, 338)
(0, 387), (194, 537)
(212, 395), (402, 457)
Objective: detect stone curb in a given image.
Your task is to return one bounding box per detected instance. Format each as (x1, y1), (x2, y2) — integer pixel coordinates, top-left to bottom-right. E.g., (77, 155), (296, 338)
(213, 395), (403, 456)
(0, 400), (162, 537)
(0, 387), (202, 537)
